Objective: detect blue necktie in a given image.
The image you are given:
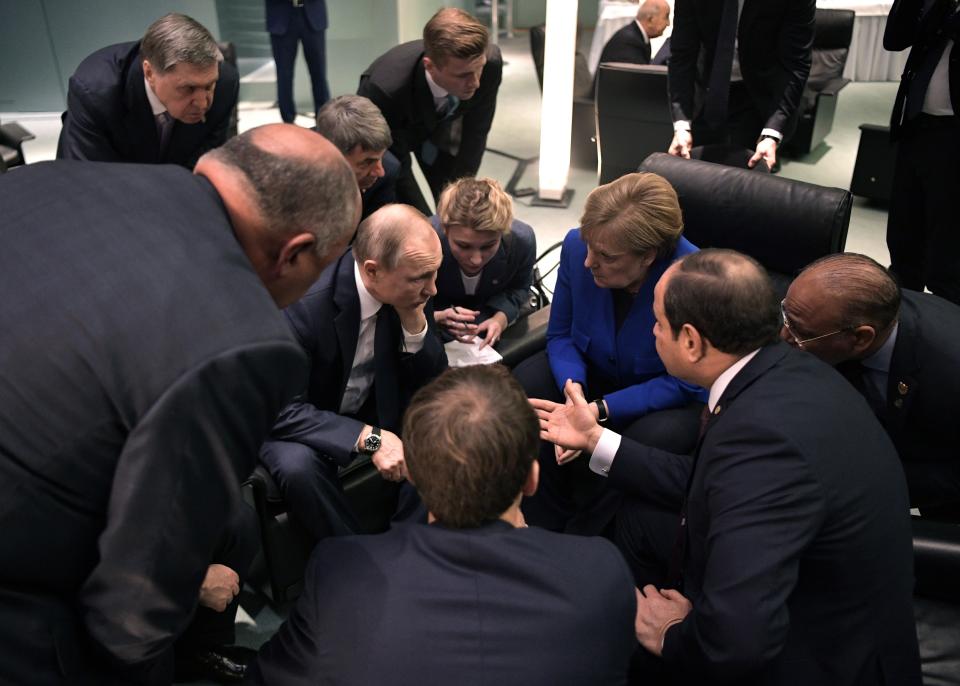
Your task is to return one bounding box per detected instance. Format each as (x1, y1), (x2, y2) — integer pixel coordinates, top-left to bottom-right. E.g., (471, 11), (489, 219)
(422, 95), (461, 166)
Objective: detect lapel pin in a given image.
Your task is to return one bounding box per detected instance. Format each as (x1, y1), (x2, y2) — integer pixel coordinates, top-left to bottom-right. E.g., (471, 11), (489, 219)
(713, 404), (722, 415)
(897, 381), (908, 396)
(893, 399), (904, 409)
(492, 279), (499, 284)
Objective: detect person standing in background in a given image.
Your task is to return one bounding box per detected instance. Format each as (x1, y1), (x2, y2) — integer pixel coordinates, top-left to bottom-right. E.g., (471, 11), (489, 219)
(266, 0), (329, 123)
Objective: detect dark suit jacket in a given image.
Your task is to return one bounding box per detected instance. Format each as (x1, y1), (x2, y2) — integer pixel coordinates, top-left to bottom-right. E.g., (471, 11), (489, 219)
(267, 248), (448, 467)
(669, 0), (815, 137)
(357, 40), (503, 184)
(885, 0), (960, 138)
(600, 21), (652, 65)
(608, 344), (921, 685)
(265, 0), (327, 33)
(56, 41), (239, 168)
(248, 520), (638, 685)
(547, 229), (705, 424)
(0, 161), (305, 685)
(867, 290), (960, 512)
(429, 215), (536, 326)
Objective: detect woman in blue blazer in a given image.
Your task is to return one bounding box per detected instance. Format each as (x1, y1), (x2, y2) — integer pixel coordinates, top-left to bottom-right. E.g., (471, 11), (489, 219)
(516, 172), (706, 533)
(430, 177), (536, 348)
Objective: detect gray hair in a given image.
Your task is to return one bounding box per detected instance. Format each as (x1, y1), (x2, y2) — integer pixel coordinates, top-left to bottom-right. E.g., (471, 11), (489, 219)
(800, 253), (902, 331)
(205, 133), (359, 258)
(141, 13), (222, 72)
(353, 204), (429, 269)
(314, 95), (392, 155)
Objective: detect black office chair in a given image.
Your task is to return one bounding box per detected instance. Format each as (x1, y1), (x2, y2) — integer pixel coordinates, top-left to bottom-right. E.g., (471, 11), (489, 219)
(912, 517), (960, 684)
(0, 118), (35, 172)
(639, 152), (851, 295)
(781, 9), (854, 157)
(217, 42), (239, 140)
(595, 63), (672, 184)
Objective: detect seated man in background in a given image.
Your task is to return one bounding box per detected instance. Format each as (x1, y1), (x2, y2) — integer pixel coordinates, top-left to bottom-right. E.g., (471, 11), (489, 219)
(358, 7), (502, 215)
(314, 94), (400, 220)
(57, 13), (238, 167)
(534, 249), (920, 685)
(0, 124), (358, 685)
(248, 364), (639, 686)
(260, 204), (448, 540)
(598, 0), (671, 66)
(430, 176), (536, 349)
(783, 252), (960, 521)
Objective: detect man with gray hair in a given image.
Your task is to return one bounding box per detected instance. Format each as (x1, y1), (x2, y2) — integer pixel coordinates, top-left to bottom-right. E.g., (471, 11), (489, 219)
(314, 94), (401, 219)
(57, 12), (239, 167)
(599, 0), (671, 66)
(261, 204), (448, 541)
(0, 123), (358, 684)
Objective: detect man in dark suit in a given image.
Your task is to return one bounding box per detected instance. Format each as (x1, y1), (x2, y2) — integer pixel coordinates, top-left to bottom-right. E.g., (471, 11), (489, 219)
(265, 0), (329, 123)
(534, 249), (921, 685)
(667, 0), (815, 171)
(249, 364), (638, 686)
(0, 124), (359, 685)
(57, 13), (239, 168)
(260, 205), (448, 540)
(599, 0), (671, 66)
(314, 94), (399, 220)
(783, 253), (960, 521)
(884, 0), (960, 305)
(357, 8), (502, 215)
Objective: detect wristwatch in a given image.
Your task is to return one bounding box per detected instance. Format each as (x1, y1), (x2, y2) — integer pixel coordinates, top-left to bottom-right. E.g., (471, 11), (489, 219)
(593, 399), (609, 424)
(361, 426), (382, 454)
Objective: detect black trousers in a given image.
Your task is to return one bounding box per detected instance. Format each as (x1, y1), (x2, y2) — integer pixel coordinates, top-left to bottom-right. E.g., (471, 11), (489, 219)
(513, 350), (701, 554)
(887, 114), (960, 305)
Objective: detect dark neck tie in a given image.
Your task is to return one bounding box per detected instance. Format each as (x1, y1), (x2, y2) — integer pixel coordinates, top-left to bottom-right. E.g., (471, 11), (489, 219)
(704, 0), (740, 129)
(440, 94), (460, 120)
(156, 112), (174, 157)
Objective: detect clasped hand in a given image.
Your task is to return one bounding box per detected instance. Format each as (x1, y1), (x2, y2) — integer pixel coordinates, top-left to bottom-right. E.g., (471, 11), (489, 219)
(634, 585), (693, 656)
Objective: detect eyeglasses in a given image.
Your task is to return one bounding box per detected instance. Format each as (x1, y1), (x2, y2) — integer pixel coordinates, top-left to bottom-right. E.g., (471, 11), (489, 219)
(780, 299), (849, 348)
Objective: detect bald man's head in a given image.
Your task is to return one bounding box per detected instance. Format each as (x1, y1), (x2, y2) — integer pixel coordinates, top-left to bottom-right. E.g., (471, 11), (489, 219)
(195, 123), (360, 307)
(354, 204), (442, 309)
(638, 0), (670, 38)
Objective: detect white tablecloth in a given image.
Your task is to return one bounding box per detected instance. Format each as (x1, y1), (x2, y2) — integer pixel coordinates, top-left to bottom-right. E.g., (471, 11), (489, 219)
(587, 0), (908, 82)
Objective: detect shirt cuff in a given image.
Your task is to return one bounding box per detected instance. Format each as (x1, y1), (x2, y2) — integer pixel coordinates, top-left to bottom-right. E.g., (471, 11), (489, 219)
(673, 120), (691, 133)
(588, 428), (622, 477)
(760, 128), (782, 142)
(401, 320), (428, 353)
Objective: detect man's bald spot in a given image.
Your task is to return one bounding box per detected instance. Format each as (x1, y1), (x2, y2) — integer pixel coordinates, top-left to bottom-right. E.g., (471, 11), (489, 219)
(247, 122), (345, 166)
(639, 0), (668, 18)
(794, 253), (900, 330)
(354, 204), (440, 268)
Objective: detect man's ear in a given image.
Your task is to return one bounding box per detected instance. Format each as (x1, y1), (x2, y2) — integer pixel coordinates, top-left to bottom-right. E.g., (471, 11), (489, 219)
(522, 459), (540, 498)
(850, 325), (878, 357)
(276, 232), (316, 275)
(679, 322), (707, 363)
(143, 59), (155, 85)
(360, 258), (380, 282)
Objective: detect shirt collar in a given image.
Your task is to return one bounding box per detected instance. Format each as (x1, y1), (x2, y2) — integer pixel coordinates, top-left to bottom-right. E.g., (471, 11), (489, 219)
(708, 349), (761, 412)
(424, 69), (448, 102)
(144, 77), (167, 116)
(635, 20), (650, 44)
(861, 321), (899, 373)
(353, 259), (383, 320)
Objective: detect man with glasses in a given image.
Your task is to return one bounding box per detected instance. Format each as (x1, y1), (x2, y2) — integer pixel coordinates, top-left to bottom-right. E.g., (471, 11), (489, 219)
(782, 252), (960, 520)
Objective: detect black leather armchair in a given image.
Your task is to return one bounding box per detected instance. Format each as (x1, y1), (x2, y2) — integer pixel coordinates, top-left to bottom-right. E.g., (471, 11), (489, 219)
(639, 152), (851, 295)
(912, 517), (960, 684)
(781, 9), (854, 157)
(0, 118), (34, 172)
(595, 63), (672, 184)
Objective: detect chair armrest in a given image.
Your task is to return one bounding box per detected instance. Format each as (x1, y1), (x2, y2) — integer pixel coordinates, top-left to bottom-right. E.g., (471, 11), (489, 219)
(0, 122), (35, 146)
(913, 517), (960, 602)
(495, 305), (551, 368)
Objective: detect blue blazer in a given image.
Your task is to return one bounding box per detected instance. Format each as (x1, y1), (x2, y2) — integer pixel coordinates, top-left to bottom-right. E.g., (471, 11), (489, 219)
(547, 228), (705, 423)
(429, 215), (536, 325)
(265, 0), (327, 33)
(56, 41), (239, 168)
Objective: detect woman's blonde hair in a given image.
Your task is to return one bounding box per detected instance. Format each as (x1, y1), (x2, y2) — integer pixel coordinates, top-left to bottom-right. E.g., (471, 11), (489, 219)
(438, 177), (513, 235)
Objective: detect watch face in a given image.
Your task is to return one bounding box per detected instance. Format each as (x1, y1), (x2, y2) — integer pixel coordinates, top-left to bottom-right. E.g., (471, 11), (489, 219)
(364, 432), (382, 453)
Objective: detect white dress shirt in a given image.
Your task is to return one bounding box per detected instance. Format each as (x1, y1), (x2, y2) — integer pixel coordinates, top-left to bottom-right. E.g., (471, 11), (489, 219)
(589, 349), (760, 476)
(340, 262), (429, 415)
(425, 70), (451, 112)
(922, 41), (956, 116)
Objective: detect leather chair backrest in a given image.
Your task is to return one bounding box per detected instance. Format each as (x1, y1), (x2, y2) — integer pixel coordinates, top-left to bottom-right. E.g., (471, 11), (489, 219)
(913, 518), (960, 603)
(596, 63), (672, 184)
(639, 152), (851, 288)
(807, 9), (855, 91)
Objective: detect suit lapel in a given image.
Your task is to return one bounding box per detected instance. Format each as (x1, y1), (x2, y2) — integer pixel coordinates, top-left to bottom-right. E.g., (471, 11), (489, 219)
(124, 49), (163, 162)
(476, 240), (509, 298)
(332, 251), (362, 402)
(885, 306), (921, 439)
(414, 62), (440, 131)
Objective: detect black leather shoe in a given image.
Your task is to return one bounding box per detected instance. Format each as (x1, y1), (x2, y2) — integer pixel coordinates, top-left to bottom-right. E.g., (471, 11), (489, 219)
(174, 645), (257, 684)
